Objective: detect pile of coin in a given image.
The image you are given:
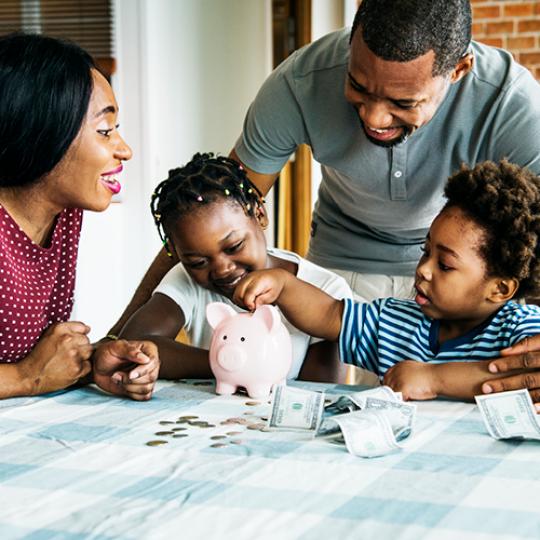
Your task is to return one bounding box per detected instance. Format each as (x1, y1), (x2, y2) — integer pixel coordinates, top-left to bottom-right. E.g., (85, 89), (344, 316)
(145, 401), (271, 448)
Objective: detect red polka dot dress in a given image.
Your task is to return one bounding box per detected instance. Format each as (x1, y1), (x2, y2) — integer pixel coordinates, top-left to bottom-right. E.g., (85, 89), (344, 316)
(0, 205), (83, 363)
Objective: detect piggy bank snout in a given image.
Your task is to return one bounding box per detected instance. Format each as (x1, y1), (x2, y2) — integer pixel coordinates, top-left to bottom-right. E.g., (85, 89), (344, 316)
(216, 345), (247, 372)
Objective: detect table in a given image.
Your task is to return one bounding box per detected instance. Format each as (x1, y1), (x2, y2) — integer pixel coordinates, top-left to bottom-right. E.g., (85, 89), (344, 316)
(0, 380), (539, 540)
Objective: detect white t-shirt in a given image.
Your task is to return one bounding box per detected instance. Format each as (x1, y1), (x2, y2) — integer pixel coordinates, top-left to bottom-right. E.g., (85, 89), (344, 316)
(154, 247), (352, 379)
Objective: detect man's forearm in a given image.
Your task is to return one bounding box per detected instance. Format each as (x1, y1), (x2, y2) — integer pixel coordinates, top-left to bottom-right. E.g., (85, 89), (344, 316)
(108, 248), (177, 335)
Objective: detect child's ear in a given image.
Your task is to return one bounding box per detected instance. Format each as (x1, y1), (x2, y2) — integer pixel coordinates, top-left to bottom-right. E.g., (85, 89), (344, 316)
(488, 278), (519, 303)
(255, 201), (269, 230)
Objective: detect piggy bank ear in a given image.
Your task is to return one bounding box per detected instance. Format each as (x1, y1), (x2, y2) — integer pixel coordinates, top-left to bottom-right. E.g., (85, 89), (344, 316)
(206, 302), (237, 329)
(252, 305), (281, 332)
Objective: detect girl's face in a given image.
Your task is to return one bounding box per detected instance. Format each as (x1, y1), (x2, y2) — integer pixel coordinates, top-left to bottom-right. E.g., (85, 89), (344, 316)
(170, 200), (268, 299)
(44, 69), (132, 212)
(414, 206), (504, 327)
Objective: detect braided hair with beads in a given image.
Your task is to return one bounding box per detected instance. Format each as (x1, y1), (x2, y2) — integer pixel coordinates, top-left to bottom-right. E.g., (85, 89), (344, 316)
(150, 152), (265, 256)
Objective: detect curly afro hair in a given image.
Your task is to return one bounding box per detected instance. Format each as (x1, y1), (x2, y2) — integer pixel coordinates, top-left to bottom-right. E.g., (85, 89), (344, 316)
(444, 160), (540, 299)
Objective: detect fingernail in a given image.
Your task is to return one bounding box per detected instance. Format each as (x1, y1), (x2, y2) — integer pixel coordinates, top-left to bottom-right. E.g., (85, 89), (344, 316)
(137, 353), (150, 362)
(129, 371), (140, 380)
(488, 364), (498, 373)
(483, 384), (493, 394)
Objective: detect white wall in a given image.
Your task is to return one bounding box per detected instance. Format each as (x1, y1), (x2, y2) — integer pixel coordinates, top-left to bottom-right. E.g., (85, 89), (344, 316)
(73, 0), (272, 340)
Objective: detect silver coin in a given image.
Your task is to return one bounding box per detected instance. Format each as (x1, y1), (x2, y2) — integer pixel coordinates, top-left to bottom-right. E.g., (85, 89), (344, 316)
(225, 431), (242, 436)
(159, 421), (175, 425)
(173, 433), (188, 438)
(210, 443), (227, 448)
(155, 431), (174, 436)
(229, 439), (244, 445)
(210, 435), (227, 440)
(172, 427), (187, 432)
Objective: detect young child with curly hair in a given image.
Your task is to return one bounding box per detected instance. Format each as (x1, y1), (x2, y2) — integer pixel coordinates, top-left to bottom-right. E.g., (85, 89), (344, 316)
(117, 153), (351, 383)
(234, 160), (540, 403)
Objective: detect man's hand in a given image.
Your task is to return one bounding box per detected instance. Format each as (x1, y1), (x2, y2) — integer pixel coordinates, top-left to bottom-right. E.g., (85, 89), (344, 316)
(93, 339), (160, 401)
(482, 335), (540, 403)
(383, 360), (438, 401)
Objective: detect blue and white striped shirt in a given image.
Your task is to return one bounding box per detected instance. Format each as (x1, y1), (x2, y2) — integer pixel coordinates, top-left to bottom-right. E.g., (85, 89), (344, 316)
(339, 298), (540, 377)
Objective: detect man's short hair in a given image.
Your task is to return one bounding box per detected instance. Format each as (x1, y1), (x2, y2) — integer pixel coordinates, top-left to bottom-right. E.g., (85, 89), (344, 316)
(351, 0), (472, 77)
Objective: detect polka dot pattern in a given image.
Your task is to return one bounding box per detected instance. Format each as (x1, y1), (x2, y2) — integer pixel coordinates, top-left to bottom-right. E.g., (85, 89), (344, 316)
(0, 205), (83, 363)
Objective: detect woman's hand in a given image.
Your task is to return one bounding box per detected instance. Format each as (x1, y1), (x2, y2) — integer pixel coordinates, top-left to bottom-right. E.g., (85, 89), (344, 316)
(383, 360), (438, 401)
(93, 339), (160, 401)
(18, 321), (93, 395)
(483, 335), (540, 403)
(233, 269), (288, 311)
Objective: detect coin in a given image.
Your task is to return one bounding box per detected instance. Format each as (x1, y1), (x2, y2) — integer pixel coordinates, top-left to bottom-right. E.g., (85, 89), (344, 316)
(225, 431), (242, 436)
(146, 440), (168, 446)
(159, 421), (175, 425)
(176, 419), (190, 424)
(245, 401), (261, 406)
(179, 415), (198, 420)
(260, 416), (268, 421)
(189, 421), (209, 427)
(247, 423), (265, 430)
(155, 431), (174, 436)
(229, 439), (243, 445)
(172, 427), (187, 432)
(210, 435), (227, 440)
(173, 433), (188, 438)
(210, 443), (227, 448)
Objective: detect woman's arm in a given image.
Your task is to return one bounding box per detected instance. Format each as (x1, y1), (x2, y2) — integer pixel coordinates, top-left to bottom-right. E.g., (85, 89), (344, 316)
(118, 293), (212, 379)
(0, 321), (93, 398)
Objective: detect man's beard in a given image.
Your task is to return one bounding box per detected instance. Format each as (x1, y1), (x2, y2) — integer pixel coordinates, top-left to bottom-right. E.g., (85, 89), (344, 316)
(359, 118), (411, 148)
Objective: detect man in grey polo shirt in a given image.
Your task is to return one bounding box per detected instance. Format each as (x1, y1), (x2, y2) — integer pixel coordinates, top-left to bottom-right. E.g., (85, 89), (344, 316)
(229, 0), (540, 391)
(231, 0), (540, 303)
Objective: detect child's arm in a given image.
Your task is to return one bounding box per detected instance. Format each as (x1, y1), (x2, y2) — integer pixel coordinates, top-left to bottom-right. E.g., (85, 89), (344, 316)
(233, 268), (344, 341)
(383, 360), (524, 401)
(118, 293), (212, 379)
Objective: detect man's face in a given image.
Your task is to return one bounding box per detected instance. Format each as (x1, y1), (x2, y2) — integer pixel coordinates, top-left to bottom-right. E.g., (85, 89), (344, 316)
(345, 32), (454, 147)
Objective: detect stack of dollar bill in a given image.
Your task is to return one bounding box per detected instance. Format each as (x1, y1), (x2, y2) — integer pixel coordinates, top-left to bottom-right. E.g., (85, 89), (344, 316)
(475, 388), (540, 440)
(268, 385), (416, 458)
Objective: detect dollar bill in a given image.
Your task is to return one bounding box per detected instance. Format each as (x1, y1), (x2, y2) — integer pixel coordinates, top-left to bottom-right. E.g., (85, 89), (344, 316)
(334, 410), (401, 458)
(348, 385), (401, 409)
(475, 389), (540, 440)
(268, 385), (325, 432)
(364, 397), (416, 441)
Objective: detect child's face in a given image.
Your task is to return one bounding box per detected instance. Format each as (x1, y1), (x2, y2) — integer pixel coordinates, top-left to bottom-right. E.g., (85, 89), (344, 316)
(414, 206), (501, 322)
(169, 200), (268, 299)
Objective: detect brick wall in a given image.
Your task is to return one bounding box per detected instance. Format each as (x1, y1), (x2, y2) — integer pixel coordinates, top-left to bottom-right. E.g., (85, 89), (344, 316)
(472, 0), (540, 80)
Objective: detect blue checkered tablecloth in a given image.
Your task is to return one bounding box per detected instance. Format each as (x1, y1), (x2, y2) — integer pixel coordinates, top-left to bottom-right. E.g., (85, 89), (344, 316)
(0, 380), (539, 540)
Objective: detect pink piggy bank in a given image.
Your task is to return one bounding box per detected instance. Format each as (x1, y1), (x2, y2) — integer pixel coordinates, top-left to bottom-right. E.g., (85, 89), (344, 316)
(206, 302), (293, 398)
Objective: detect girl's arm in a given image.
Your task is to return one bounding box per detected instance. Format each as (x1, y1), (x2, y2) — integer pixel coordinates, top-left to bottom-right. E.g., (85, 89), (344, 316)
(234, 268), (344, 341)
(118, 293), (212, 379)
(297, 340), (348, 384)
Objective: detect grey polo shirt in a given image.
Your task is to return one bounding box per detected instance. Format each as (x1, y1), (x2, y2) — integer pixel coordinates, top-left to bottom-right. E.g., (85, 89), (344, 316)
(234, 28), (540, 276)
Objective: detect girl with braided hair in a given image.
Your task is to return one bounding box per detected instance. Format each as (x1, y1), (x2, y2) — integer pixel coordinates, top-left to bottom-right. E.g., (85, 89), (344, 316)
(118, 152), (352, 382)
(234, 160), (540, 404)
